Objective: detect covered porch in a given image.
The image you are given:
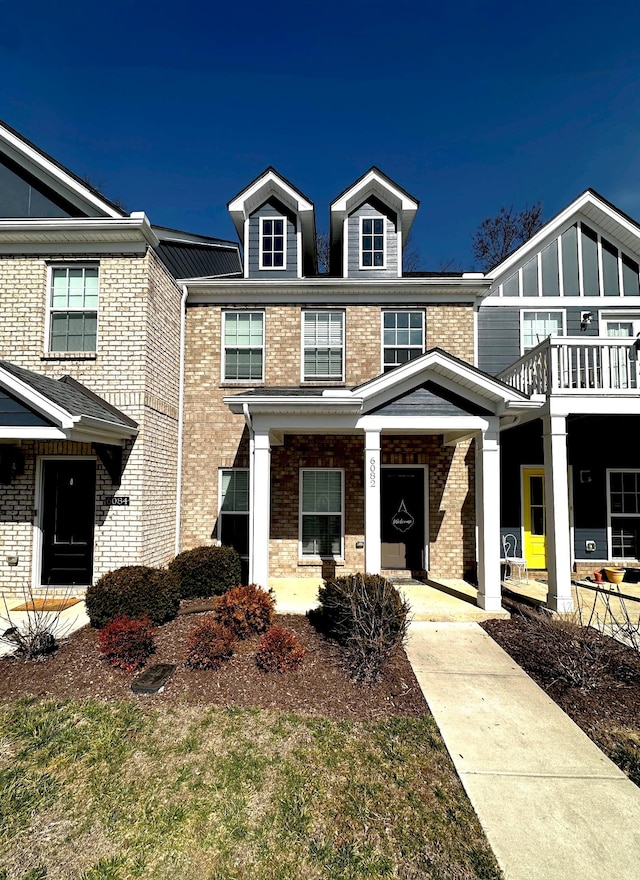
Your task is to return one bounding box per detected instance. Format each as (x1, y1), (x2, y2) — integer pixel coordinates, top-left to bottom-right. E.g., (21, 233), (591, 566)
(225, 349), (541, 612)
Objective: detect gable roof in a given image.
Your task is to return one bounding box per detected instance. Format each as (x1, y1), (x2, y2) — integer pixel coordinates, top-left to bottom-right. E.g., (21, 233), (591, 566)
(330, 167), (419, 236)
(488, 188), (640, 282)
(0, 361), (138, 442)
(225, 348), (539, 424)
(0, 120), (127, 219)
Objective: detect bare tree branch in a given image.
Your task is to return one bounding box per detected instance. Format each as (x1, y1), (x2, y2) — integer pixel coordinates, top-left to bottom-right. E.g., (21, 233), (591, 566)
(471, 202), (543, 271)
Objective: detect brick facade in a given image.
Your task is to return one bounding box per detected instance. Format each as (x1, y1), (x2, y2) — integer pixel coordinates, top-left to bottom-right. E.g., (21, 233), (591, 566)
(180, 298), (477, 581)
(0, 248), (181, 593)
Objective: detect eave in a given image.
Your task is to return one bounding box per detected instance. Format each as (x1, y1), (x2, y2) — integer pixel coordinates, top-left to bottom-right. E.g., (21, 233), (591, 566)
(0, 213), (159, 255)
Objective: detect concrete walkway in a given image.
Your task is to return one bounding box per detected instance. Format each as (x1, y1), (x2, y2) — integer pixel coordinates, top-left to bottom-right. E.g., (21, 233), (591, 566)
(0, 595), (89, 657)
(406, 621), (640, 880)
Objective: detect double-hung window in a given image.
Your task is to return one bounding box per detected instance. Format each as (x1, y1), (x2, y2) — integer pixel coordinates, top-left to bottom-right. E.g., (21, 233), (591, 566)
(223, 311), (264, 381)
(521, 310), (564, 353)
(303, 311), (344, 381)
(48, 265), (98, 353)
(300, 469), (343, 557)
(360, 216), (385, 268)
(608, 470), (640, 558)
(383, 311), (424, 371)
(260, 217), (286, 269)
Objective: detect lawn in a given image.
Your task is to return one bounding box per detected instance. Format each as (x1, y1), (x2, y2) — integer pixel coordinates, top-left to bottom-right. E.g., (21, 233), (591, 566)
(0, 698), (501, 880)
(0, 602), (502, 880)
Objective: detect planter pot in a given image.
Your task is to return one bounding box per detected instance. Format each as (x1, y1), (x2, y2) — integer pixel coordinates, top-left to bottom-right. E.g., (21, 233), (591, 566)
(604, 567), (625, 585)
(593, 571), (603, 583)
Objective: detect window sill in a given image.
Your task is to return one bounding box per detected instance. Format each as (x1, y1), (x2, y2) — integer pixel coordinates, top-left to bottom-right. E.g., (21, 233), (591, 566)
(298, 557), (345, 567)
(41, 352), (97, 361)
(301, 380), (346, 386)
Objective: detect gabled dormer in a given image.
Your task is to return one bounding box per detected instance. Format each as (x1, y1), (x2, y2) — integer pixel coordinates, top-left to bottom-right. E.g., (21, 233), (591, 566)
(227, 168), (316, 279)
(329, 168), (418, 279)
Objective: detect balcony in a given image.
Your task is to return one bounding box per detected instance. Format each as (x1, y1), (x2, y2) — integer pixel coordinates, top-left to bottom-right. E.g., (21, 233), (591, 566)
(499, 336), (640, 397)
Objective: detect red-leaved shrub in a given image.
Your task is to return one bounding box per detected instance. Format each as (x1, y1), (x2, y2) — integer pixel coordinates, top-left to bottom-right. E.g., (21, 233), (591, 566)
(255, 625), (305, 673)
(214, 584), (275, 639)
(97, 616), (155, 672)
(184, 616), (235, 670)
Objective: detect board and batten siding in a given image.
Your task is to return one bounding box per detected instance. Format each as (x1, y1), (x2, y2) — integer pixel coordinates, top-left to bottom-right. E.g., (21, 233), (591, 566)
(347, 202), (398, 278)
(248, 200), (298, 279)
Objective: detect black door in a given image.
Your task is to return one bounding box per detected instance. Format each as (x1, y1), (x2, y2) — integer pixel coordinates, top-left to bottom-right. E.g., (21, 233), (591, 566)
(380, 468), (425, 570)
(41, 460), (96, 586)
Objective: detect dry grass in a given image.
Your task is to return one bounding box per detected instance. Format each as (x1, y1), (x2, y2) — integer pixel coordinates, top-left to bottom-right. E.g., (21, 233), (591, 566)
(0, 698), (501, 880)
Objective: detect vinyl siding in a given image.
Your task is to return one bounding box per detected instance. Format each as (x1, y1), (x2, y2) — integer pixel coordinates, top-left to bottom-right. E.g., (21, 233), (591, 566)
(248, 200), (298, 279)
(347, 201), (398, 278)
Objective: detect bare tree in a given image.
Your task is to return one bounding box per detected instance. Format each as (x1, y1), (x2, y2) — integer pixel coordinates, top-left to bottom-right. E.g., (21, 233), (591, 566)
(402, 229), (421, 272)
(316, 231), (330, 274)
(471, 202), (543, 271)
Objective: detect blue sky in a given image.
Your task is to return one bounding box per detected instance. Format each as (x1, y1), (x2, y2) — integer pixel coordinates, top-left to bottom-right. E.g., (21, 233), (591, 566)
(1, 0), (640, 269)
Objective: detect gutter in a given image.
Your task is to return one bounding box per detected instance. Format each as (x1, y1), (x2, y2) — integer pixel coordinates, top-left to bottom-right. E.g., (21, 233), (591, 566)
(174, 284), (189, 556)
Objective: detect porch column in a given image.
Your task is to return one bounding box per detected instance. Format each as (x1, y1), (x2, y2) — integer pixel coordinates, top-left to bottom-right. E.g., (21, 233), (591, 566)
(476, 420), (502, 610)
(364, 429), (381, 574)
(250, 430), (271, 589)
(543, 414), (573, 612)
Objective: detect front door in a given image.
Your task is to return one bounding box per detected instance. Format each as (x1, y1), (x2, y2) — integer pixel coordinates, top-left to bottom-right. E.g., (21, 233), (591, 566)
(380, 468), (425, 570)
(522, 467), (546, 569)
(41, 459), (96, 586)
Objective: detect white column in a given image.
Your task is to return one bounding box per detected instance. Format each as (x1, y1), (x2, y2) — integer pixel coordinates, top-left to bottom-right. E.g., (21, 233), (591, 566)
(476, 420), (502, 611)
(364, 430), (381, 574)
(543, 414), (573, 612)
(250, 430), (271, 589)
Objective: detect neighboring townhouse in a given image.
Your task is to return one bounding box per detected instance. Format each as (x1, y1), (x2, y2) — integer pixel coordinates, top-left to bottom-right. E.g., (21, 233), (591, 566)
(0, 121), (241, 594)
(3, 119), (640, 616)
(478, 190), (640, 604)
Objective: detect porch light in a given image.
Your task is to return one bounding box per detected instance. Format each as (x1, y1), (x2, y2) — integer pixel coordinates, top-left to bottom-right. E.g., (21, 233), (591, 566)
(580, 311), (593, 332)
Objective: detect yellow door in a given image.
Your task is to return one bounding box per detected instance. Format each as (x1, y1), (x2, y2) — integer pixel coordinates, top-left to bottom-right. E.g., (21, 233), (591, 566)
(523, 468), (546, 569)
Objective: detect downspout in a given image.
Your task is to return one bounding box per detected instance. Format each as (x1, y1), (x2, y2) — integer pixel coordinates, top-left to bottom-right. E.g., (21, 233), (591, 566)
(243, 403), (255, 582)
(174, 284), (188, 556)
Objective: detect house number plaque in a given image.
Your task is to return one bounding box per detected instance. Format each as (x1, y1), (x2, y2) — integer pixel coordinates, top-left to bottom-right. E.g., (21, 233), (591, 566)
(107, 496), (130, 506)
(369, 456), (377, 488)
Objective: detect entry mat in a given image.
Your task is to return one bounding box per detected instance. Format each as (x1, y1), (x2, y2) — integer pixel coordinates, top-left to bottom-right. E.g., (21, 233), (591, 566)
(10, 598), (82, 612)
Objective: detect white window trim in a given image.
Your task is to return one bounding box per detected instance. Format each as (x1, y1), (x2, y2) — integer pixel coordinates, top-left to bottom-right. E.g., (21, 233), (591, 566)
(606, 468), (640, 560)
(299, 467), (345, 560)
(45, 262), (99, 354)
(598, 310), (640, 336)
(380, 310), (425, 372)
(359, 215), (386, 270)
(217, 467), (250, 546)
(221, 310), (265, 383)
(520, 308), (566, 354)
(301, 310), (345, 383)
(259, 215), (287, 270)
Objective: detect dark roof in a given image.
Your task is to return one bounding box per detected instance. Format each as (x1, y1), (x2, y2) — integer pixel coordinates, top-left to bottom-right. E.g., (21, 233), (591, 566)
(404, 271), (468, 278)
(155, 241), (242, 279)
(0, 362), (137, 428)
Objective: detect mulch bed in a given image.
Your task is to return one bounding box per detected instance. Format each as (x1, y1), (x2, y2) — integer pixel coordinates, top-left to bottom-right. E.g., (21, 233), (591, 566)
(0, 605), (428, 720)
(482, 607), (640, 743)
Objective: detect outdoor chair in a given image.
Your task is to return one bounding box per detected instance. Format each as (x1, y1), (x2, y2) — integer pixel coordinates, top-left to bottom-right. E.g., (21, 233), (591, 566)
(501, 533), (529, 584)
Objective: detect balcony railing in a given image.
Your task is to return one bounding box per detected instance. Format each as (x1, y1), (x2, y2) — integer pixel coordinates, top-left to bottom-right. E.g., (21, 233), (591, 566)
(499, 336), (640, 396)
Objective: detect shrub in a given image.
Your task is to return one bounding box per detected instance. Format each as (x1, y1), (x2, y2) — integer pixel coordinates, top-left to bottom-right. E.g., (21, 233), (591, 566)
(98, 616), (155, 672)
(316, 573), (410, 682)
(86, 565), (180, 628)
(184, 616), (235, 669)
(255, 625), (305, 673)
(214, 584), (275, 639)
(169, 545), (242, 599)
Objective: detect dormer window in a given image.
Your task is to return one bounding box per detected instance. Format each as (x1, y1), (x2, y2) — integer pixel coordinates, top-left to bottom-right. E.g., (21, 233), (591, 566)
(260, 217), (286, 269)
(360, 217), (385, 268)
